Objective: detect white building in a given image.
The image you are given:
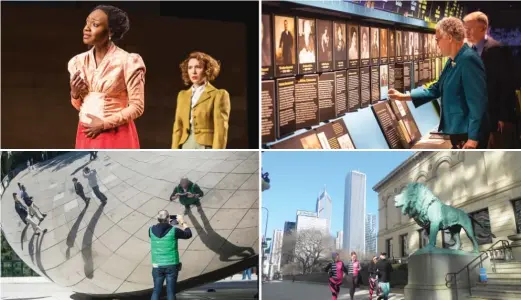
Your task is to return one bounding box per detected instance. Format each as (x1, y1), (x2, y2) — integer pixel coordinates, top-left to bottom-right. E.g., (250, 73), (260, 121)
(374, 152), (521, 259)
(336, 231), (344, 250)
(269, 229), (284, 278)
(343, 171), (367, 253)
(365, 213), (377, 255)
(317, 185), (333, 234)
(296, 210), (328, 233)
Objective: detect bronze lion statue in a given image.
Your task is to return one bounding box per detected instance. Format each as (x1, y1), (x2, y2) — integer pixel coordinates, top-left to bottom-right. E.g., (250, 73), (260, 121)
(395, 183), (495, 253)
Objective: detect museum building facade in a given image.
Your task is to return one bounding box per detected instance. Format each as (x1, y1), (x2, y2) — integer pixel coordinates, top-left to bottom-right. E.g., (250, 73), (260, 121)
(374, 151), (521, 259)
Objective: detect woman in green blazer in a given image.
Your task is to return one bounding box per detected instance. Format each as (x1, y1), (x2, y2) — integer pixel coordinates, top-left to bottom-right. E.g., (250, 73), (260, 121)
(170, 177), (204, 215)
(389, 17), (489, 149)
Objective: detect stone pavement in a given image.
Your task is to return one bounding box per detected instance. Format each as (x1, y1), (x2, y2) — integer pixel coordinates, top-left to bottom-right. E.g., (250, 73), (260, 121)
(1, 151), (259, 295)
(263, 281), (405, 300)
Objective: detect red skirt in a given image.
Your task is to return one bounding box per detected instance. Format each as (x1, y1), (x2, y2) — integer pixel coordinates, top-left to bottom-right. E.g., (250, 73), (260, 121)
(75, 120), (140, 149)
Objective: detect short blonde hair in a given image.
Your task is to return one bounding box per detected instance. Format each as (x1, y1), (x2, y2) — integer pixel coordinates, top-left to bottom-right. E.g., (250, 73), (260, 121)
(436, 17), (466, 42)
(179, 51), (221, 86)
(463, 11), (489, 28)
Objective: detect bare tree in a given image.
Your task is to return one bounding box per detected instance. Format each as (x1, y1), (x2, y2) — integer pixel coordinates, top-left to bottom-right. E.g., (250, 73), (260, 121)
(281, 262), (302, 276)
(284, 229), (334, 274)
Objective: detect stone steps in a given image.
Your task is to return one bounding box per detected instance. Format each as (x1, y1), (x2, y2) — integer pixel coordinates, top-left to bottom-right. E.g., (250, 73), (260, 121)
(468, 260), (521, 300)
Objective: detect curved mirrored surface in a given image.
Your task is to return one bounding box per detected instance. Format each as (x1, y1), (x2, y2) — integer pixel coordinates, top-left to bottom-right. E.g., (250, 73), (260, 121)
(1, 151), (259, 295)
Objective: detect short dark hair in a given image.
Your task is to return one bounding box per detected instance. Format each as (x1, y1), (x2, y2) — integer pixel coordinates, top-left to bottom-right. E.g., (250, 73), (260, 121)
(72, 178), (77, 182)
(350, 251), (357, 256)
(380, 252), (387, 256)
(92, 5), (130, 42)
(12, 192), (17, 197)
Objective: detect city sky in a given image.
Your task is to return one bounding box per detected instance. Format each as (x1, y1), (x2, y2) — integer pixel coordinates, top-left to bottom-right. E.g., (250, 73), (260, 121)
(261, 151), (414, 243)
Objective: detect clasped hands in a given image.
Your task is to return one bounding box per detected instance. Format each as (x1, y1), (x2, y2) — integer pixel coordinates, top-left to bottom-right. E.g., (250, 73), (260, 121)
(170, 192), (198, 201)
(70, 70), (105, 139)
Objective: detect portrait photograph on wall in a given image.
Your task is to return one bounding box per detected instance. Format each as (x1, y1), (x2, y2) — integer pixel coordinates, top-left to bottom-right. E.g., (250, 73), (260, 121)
(389, 29), (396, 63)
(396, 30), (403, 62)
(370, 27), (380, 65)
(380, 28), (388, 64)
(262, 14), (273, 79)
(348, 24), (360, 68)
(334, 22), (347, 69)
(380, 64), (389, 100)
(360, 26), (370, 66)
(297, 17), (317, 74)
(317, 19), (333, 71)
(274, 15), (296, 76)
(1, 1), (259, 149)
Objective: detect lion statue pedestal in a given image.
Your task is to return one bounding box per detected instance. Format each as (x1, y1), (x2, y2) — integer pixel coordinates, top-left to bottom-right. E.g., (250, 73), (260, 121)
(405, 250), (479, 300)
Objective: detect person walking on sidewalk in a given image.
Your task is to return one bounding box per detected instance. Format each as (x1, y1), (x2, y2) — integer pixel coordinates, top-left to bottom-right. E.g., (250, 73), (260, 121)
(73, 178), (90, 203)
(324, 252), (349, 300)
(368, 256), (381, 300)
(18, 183), (46, 222)
(83, 167), (107, 204)
(149, 210), (192, 300)
(376, 252), (393, 300)
(13, 194), (46, 235)
(170, 177), (204, 215)
(346, 251), (362, 300)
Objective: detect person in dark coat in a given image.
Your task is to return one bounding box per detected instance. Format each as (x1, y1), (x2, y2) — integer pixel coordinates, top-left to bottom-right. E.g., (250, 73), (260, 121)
(13, 193), (45, 235)
(376, 252), (393, 300)
(170, 177), (204, 215)
(464, 11), (519, 148)
(73, 177), (90, 203)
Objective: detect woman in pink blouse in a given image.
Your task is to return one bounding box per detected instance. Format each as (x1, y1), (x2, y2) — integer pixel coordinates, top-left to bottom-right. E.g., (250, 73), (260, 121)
(68, 5), (146, 149)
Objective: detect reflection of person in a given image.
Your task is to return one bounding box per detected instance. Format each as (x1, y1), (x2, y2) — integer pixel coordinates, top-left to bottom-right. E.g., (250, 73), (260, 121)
(170, 177), (204, 215)
(13, 194), (46, 235)
(388, 17), (488, 149)
(371, 29), (379, 58)
(389, 32), (395, 57)
(361, 28), (369, 59)
(262, 18), (272, 66)
(149, 210), (192, 300)
(279, 19), (294, 64)
(375, 252), (393, 300)
(68, 5), (145, 149)
(349, 27), (359, 59)
(18, 183), (46, 221)
(73, 178), (90, 203)
(464, 11), (519, 149)
(172, 52), (231, 149)
(299, 20), (316, 63)
(83, 167), (107, 203)
(380, 30), (387, 57)
(396, 32), (402, 56)
(335, 24), (346, 52)
(324, 252), (349, 300)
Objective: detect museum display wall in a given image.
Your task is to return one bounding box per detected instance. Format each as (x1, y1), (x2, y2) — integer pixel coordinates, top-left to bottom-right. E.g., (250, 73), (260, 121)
(261, 0), (463, 149)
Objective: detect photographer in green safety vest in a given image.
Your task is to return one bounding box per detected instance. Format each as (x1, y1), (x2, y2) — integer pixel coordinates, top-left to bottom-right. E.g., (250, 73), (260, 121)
(149, 210), (192, 300)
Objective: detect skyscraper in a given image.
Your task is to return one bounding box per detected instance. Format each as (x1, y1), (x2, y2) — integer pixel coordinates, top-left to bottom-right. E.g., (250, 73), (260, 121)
(270, 229), (284, 278)
(296, 210), (328, 233)
(343, 171), (367, 253)
(336, 231), (344, 250)
(281, 221), (296, 266)
(316, 185), (332, 234)
(365, 213), (377, 254)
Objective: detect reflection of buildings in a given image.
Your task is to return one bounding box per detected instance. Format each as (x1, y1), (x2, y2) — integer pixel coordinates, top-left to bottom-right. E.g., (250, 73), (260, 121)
(316, 186), (332, 233)
(365, 213), (377, 254)
(375, 152), (521, 259)
(343, 171), (367, 253)
(336, 230), (344, 250)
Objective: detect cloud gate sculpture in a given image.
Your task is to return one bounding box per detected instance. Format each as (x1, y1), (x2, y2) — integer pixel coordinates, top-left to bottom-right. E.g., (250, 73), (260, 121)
(1, 151), (259, 295)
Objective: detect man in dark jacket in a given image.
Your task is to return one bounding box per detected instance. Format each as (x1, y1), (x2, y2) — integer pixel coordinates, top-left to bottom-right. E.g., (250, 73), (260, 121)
(376, 252), (393, 300)
(73, 178), (90, 203)
(17, 183), (46, 222)
(149, 210), (192, 300)
(170, 177), (204, 215)
(13, 193), (45, 235)
(464, 12), (519, 148)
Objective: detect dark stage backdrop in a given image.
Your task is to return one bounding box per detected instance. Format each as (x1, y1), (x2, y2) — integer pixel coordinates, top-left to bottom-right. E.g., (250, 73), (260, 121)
(1, 1), (259, 149)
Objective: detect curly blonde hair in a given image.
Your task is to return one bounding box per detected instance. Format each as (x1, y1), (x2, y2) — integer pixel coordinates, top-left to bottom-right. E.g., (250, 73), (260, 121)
(179, 51), (221, 86)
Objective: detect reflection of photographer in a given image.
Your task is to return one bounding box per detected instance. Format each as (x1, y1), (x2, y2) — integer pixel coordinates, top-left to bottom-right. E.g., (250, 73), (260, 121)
(149, 210), (192, 300)
(170, 177), (204, 215)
